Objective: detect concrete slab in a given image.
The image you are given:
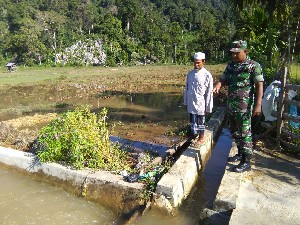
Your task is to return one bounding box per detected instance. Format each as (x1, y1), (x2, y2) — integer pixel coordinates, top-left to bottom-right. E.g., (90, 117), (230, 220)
(229, 150), (300, 225)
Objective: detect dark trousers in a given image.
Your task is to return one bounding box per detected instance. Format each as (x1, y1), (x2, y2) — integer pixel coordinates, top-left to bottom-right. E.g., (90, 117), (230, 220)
(189, 113), (205, 136)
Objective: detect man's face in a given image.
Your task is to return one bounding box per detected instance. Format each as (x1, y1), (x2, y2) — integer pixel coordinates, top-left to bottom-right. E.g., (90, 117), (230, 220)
(194, 59), (204, 69)
(231, 49), (247, 63)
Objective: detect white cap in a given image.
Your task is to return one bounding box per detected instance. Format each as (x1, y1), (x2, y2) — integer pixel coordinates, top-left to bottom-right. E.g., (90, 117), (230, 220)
(194, 52), (205, 60)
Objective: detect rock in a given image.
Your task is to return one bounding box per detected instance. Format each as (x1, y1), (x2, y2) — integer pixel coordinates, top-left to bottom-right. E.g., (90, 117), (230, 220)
(55, 39), (106, 66)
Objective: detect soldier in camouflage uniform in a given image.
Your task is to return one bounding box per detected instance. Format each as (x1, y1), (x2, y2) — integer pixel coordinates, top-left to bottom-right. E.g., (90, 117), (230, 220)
(213, 40), (264, 173)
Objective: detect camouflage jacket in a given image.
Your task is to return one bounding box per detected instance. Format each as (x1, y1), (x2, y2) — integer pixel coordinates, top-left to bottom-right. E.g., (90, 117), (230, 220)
(220, 59), (264, 112)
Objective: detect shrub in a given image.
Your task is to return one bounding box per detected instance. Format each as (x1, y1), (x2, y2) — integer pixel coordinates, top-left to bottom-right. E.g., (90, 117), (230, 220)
(36, 105), (131, 171)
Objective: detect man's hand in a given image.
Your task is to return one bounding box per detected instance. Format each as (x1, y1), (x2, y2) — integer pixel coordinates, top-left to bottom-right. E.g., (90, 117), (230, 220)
(213, 81), (223, 94)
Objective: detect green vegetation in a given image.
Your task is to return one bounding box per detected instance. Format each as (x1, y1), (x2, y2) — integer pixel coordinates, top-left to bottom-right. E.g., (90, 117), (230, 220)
(0, 0), (233, 66)
(0, 0), (299, 68)
(36, 105), (131, 171)
(139, 159), (172, 201)
(290, 64), (300, 84)
(32, 104), (174, 201)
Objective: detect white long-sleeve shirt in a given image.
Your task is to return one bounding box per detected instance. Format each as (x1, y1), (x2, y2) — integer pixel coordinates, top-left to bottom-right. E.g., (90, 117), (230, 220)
(184, 67), (213, 115)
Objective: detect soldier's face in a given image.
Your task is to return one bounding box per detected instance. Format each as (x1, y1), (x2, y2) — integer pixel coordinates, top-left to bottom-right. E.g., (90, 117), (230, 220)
(231, 50), (247, 62)
(194, 59), (204, 69)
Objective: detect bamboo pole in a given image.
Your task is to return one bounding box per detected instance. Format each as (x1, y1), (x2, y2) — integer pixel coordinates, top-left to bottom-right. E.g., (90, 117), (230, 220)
(276, 66), (288, 146)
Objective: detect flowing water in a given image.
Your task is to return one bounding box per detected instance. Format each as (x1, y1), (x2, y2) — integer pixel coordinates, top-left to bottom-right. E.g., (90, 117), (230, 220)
(0, 129), (232, 225)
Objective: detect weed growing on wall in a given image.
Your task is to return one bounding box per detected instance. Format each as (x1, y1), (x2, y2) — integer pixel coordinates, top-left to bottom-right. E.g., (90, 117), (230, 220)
(138, 156), (173, 202)
(36, 105), (131, 171)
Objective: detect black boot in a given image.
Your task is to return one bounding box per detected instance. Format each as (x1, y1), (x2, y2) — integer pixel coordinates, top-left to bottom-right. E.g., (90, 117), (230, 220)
(228, 154), (242, 162)
(232, 154), (251, 173)
(228, 148), (242, 162)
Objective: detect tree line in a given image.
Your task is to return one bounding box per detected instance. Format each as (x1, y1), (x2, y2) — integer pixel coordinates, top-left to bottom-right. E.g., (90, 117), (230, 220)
(0, 0), (299, 68)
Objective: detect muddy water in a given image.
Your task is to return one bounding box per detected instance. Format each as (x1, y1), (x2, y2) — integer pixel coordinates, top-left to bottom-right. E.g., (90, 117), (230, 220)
(0, 84), (185, 121)
(0, 167), (118, 225)
(0, 129), (232, 225)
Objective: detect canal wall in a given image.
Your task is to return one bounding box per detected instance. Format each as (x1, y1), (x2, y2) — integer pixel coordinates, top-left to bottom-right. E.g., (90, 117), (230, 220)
(0, 107), (227, 216)
(0, 147), (144, 215)
(154, 107), (226, 213)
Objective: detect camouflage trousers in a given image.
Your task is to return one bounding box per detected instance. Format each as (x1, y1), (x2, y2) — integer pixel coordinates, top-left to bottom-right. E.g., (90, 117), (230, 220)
(227, 111), (253, 155)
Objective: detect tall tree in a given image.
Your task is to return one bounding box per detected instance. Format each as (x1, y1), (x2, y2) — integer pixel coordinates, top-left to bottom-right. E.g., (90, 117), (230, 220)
(230, 0), (291, 61)
(116, 0), (141, 32)
(35, 10), (66, 52)
(11, 17), (47, 65)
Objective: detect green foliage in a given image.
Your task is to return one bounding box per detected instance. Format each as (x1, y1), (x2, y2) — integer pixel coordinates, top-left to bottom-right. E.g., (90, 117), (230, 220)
(263, 66), (276, 84)
(288, 126), (300, 146)
(138, 157), (173, 202)
(290, 64), (300, 84)
(0, 0), (298, 66)
(0, 0), (236, 66)
(36, 105), (131, 171)
(282, 124), (300, 158)
(231, 0), (298, 63)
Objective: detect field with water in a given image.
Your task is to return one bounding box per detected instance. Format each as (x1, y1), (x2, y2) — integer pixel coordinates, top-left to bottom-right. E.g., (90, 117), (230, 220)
(0, 64), (226, 151)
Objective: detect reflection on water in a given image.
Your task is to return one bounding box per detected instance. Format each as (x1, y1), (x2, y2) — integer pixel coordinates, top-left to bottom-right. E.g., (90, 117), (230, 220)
(97, 92), (185, 124)
(0, 86), (185, 123)
(110, 136), (169, 156)
(0, 167), (118, 225)
(203, 129), (232, 207)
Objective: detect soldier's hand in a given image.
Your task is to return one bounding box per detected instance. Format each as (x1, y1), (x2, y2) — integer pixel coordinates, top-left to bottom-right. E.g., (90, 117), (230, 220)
(252, 104), (262, 117)
(212, 86), (220, 94)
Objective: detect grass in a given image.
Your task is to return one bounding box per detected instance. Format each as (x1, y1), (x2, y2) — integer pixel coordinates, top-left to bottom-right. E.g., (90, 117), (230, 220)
(0, 64), (226, 86)
(290, 63), (300, 84)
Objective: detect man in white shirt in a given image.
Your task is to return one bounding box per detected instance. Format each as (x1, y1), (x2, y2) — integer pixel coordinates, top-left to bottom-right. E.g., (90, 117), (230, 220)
(184, 52), (213, 147)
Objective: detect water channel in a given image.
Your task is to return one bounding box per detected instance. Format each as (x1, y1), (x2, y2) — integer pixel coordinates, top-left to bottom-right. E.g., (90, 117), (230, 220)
(0, 129), (231, 225)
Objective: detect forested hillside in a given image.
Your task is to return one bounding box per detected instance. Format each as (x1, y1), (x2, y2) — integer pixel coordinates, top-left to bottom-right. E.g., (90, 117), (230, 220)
(0, 0), (299, 67)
